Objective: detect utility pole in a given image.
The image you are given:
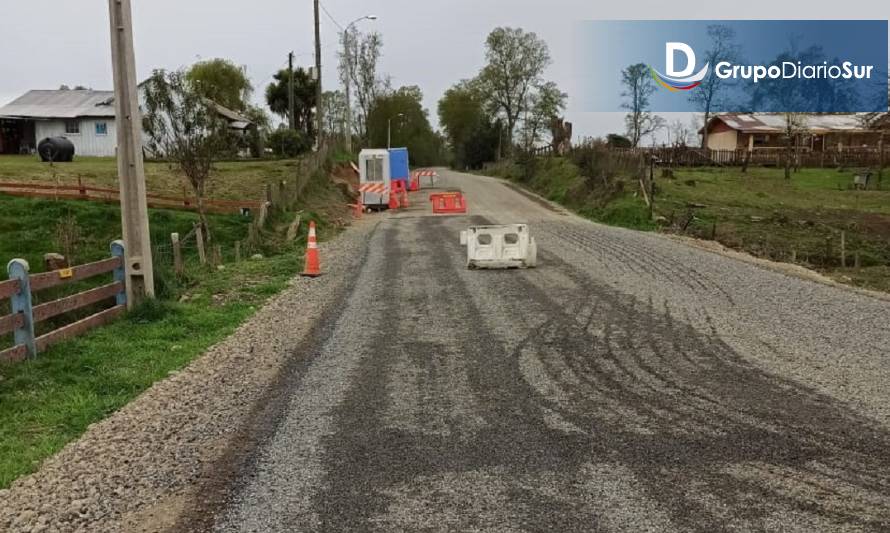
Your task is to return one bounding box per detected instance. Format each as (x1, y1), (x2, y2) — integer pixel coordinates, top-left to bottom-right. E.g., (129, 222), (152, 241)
(343, 29), (353, 154)
(288, 52), (295, 131)
(108, 0), (154, 308)
(314, 0), (323, 148)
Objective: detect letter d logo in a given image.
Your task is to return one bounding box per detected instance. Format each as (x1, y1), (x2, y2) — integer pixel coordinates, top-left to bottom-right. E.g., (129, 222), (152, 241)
(666, 42), (696, 77)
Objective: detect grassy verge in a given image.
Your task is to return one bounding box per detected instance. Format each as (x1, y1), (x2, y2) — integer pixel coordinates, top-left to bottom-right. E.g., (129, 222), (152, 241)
(0, 159), (349, 488)
(482, 157), (655, 231)
(658, 167), (890, 292)
(0, 155), (308, 201)
(481, 158), (890, 293)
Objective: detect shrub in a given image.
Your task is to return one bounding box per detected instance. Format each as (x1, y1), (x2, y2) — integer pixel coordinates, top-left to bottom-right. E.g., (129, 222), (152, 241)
(269, 128), (310, 158)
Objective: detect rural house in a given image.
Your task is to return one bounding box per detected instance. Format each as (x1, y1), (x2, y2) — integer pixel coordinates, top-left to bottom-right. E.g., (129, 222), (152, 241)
(0, 90), (117, 156)
(700, 113), (889, 152)
(0, 87), (254, 157)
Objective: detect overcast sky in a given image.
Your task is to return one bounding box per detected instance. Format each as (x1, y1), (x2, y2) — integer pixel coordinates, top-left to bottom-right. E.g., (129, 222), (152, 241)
(1, 1), (887, 142)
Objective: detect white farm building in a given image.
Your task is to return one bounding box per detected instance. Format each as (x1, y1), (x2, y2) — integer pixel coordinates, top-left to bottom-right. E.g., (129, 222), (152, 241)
(0, 88), (253, 158)
(0, 90), (118, 156)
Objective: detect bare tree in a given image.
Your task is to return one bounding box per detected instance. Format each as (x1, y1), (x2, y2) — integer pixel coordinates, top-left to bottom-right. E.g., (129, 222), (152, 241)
(621, 63), (664, 147)
(142, 69), (235, 243)
(339, 30), (388, 141)
(689, 25), (741, 150)
(478, 27), (551, 155)
(669, 119), (693, 147)
(781, 113), (807, 180)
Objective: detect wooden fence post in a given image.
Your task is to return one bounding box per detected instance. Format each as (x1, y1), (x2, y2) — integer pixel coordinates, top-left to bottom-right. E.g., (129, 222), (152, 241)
(110, 240), (127, 307)
(7, 259), (36, 358)
(171, 233), (183, 275)
(214, 245), (223, 266)
(195, 223), (207, 265)
(234, 241), (241, 262)
(840, 231), (846, 268)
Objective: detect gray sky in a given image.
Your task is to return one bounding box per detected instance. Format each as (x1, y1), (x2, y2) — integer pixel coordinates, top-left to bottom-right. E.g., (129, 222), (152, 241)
(1, 1), (886, 142)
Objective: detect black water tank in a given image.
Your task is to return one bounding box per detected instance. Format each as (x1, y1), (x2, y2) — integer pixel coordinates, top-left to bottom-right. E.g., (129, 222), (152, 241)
(38, 137), (76, 162)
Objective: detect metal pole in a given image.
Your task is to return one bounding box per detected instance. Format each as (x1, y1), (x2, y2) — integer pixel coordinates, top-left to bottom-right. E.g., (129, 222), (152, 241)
(314, 0), (323, 148)
(387, 117), (392, 149)
(288, 52), (295, 131)
(108, 0), (155, 308)
(344, 27), (353, 154)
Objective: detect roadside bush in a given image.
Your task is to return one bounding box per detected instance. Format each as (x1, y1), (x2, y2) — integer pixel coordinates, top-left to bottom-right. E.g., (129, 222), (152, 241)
(269, 129), (310, 158)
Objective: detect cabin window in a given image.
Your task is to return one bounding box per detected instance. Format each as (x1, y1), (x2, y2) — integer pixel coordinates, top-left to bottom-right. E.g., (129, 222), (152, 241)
(64, 120), (80, 135)
(366, 156), (384, 182)
(95, 122), (108, 136)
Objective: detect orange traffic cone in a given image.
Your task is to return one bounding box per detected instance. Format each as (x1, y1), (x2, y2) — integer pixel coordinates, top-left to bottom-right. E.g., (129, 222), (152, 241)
(388, 187), (400, 210)
(301, 221), (322, 277)
(401, 185), (410, 208)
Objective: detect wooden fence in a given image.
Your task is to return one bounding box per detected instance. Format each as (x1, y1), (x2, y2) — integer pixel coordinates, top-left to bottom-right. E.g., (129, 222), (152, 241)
(606, 146), (889, 168)
(0, 180), (263, 214)
(0, 241), (127, 362)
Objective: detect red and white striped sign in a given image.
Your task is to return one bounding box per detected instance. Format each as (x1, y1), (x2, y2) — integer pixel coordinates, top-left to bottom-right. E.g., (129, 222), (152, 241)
(359, 183), (388, 194)
(413, 169), (438, 178)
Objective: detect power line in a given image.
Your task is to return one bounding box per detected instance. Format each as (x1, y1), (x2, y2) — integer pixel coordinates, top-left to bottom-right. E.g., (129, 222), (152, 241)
(319, 1), (343, 31)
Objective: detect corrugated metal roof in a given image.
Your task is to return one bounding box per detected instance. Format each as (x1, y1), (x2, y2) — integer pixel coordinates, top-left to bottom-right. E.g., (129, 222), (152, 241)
(711, 113), (876, 134)
(0, 90), (115, 119)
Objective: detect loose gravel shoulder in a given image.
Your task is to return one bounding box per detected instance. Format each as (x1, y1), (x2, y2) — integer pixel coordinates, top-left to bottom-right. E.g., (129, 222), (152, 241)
(0, 217), (377, 533)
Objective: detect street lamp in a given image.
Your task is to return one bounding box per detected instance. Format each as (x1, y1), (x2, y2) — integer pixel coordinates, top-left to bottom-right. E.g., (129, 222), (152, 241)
(343, 15), (377, 153)
(388, 113), (404, 149)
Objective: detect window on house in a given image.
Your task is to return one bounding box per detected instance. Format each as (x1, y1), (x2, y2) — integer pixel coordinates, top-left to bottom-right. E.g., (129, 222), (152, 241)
(95, 122), (108, 136)
(64, 120), (80, 134)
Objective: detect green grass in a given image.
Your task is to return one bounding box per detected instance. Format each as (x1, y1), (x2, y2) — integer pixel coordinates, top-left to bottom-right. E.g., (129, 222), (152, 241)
(484, 157), (654, 231)
(483, 158), (890, 292)
(0, 157), (349, 488)
(0, 251), (303, 488)
(656, 167), (890, 291)
(0, 155), (307, 201)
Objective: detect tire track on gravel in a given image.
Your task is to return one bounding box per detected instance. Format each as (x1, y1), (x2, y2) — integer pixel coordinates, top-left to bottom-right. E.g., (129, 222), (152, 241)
(451, 230), (890, 531)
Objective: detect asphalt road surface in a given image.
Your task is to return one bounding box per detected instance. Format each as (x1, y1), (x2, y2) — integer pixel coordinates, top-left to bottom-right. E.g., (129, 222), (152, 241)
(195, 169), (890, 532)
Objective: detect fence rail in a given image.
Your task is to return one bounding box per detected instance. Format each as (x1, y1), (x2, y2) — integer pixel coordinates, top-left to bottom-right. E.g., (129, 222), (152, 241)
(1, 241), (127, 363)
(604, 146), (889, 168)
(0, 181), (263, 214)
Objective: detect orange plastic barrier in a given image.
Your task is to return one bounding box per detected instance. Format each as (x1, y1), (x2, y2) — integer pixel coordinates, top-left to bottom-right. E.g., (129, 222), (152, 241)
(429, 191), (467, 214)
(390, 180), (408, 209)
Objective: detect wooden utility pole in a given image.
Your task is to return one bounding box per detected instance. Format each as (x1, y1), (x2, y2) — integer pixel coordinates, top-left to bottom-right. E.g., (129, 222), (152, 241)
(288, 52), (295, 130)
(108, 0), (154, 308)
(314, 0), (323, 147)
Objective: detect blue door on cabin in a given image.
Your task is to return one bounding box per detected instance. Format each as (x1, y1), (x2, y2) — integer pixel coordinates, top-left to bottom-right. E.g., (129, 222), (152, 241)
(389, 148), (409, 184)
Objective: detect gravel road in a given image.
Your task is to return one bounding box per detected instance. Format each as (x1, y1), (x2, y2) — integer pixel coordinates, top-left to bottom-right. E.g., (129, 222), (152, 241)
(203, 169), (890, 532)
(3, 168), (890, 532)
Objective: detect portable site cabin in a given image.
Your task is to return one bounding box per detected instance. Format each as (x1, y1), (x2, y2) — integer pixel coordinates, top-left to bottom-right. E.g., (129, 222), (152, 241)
(359, 147), (412, 208)
(359, 149), (392, 207)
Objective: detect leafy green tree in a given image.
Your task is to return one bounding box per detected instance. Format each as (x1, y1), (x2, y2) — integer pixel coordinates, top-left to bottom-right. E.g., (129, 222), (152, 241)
(518, 80), (567, 151)
(186, 58), (253, 112)
(268, 128), (310, 158)
(366, 86), (442, 166)
(478, 27), (552, 154)
(265, 67), (318, 141)
(142, 69), (236, 243)
(438, 80), (487, 168)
